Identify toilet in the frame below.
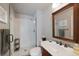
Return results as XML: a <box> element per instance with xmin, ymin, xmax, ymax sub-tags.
<box><xmin>30</xmin><ymin>47</ymin><xmax>42</xmax><ymax>56</ymax></box>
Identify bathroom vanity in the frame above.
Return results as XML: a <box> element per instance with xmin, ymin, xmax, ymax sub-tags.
<box><xmin>41</xmin><ymin>47</ymin><xmax>52</xmax><ymax>56</ymax></box>
<box><xmin>41</xmin><ymin>41</ymin><xmax>77</xmax><ymax>56</ymax></box>
<box><xmin>52</xmin><ymin>3</ymin><xmax>79</xmax><ymax>43</ymax></box>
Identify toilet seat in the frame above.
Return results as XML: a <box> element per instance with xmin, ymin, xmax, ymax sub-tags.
<box><xmin>30</xmin><ymin>47</ymin><xmax>42</xmax><ymax>56</ymax></box>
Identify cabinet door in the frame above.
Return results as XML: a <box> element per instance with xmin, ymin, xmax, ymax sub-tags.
<box><xmin>41</xmin><ymin>47</ymin><xmax>52</xmax><ymax>56</ymax></box>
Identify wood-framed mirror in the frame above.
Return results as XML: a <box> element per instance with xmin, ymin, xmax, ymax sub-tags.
<box><xmin>52</xmin><ymin>3</ymin><xmax>77</xmax><ymax>42</ymax></box>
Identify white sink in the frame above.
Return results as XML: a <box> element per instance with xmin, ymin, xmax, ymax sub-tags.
<box><xmin>41</xmin><ymin>41</ymin><xmax>76</xmax><ymax>56</ymax></box>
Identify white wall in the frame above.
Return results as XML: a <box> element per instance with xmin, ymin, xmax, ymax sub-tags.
<box><xmin>36</xmin><ymin>4</ymin><xmax>52</xmax><ymax>46</ymax></box>
<box><xmin>42</xmin><ymin>5</ymin><xmax>52</xmax><ymax>39</ymax></box>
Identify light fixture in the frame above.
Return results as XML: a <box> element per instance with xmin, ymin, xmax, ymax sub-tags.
<box><xmin>52</xmin><ymin>3</ymin><xmax>62</xmax><ymax>8</ymax></box>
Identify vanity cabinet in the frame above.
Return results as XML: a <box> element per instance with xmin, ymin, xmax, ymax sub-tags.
<box><xmin>41</xmin><ymin>47</ymin><xmax>52</xmax><ymax>56</ymax></box>
<box><xmin>52</xmin><ymin>3</ymin><xmax>79</xmax><ymax>43</ymax></box>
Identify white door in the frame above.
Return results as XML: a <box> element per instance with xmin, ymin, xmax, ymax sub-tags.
<box><xmin>20</xmin><ymin>18</ymin><xmax>36</xmax><ymax>50</ymax></box>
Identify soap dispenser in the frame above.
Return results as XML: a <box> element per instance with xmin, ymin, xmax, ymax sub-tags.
<box><xmin>42</xmin><ymin>36</ymin><xmax>46</xmax><ymax>41</ymax></box>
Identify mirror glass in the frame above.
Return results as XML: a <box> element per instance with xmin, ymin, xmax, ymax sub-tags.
<box><xmin>54</xmin><ymin>6</ymin><xmax>73</xmax><ymax>40</ymax></box>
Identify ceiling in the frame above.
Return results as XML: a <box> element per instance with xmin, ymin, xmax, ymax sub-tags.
<box><xmin>11</xmin><ymin>3</ymin><xmax>52</xmax><ymax>16</ymax></box>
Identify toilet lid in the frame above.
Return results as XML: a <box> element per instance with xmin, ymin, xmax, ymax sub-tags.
<box><xmin>30</xmin><ymin>47</ymin><xmax>42</xmax><ymax>56</ymax></box>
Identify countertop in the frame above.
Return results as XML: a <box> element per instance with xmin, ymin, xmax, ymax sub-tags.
<box><xmin>41</xmin><ymin>41</ymin><xmax>78</xmax><ymax>56</ymax></box>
